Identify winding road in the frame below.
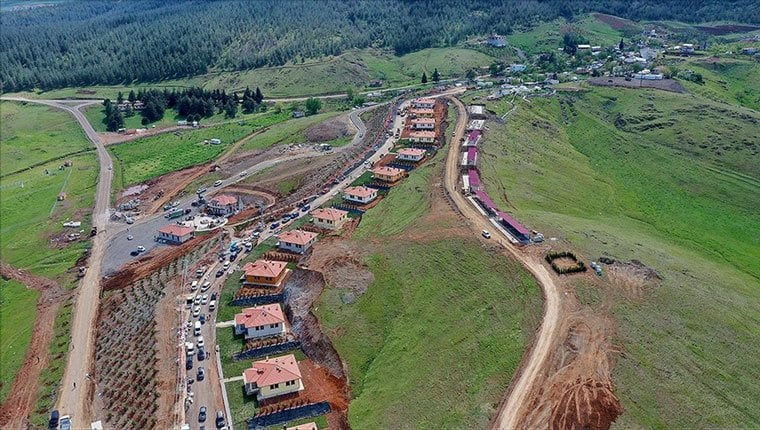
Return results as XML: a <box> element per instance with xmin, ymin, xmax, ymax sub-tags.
<box><xmin>1</xmin><ymin>96</ymin><xmax>115</xmax><ymax>424</ymax></box>
<box><xmin>443</xmin><ymin>96</ymin><xmax>563</xmax><ymax>429</ymax></box>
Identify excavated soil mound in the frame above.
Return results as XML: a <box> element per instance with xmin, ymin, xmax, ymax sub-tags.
<box><xmin>606</xmin><ymin>259</ymin><xmax>662</xmax><ymax>301</ymax></box>
<box><xmin>306</xmin><ymin>116</ymin><xmax>355</xmax><ymax>142</ymax></box>
<box><xmin>305</xmin><ymin>239</ymin><xmax>373</xmax><ymax>302</ymax></box>
<box><xmin>551</xmin><ymin>377</ymin><xmax>623</xmax><ymax>430</ymax></box>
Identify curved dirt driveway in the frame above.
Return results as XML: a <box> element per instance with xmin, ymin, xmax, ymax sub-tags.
<box><xmin>443</xmin><ymin>96</ymin><xmax>563</xmax><ymax>429</ymax></box>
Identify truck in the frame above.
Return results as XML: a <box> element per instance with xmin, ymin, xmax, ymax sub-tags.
<box><xmin>229</xmin><ymin>241</ymin><xmax>239</xmax><ymax>252</ymax></box>
<box><xmin>165</xmin><ymin>210</ymin><xmax>184</xmax><ymax>219</ymax></box>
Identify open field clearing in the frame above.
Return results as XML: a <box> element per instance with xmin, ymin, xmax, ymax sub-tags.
<box><xmin>1</xmin><ymin>101</ymin><xmax>93</xmax><ymax>175</ymax></box>
<box><xmin>475</xmin><ymin>86</ymin><xmax>760</xmax><ymax>427</ymax></box>
<box><xmin>507</xmin><ymin>14</ymin><xmax>632</xmax><ymax>54</ymax></box>
<box><xmin>680</xmin><ymin>59</ymin><xmax>760</xmax><ymax>111</ymax></box>
<box><xmin>109</xmin><ymin>110</ymin><xmax>290</xmax><ymax>187</ymax></box>
<box><xmin>315</xmin><ymin>153</ymin><xmax>542</xmax><ymax>428</ymax></box>
<box><xmin>6</xmin><ymin>47</ymin><xmax>494</xmax><ymax>101</ymax></box>
<box><xmin>237</xmin><ymin>111</ymin><xmax>346</xmax><ymax>152</ymax></box>
<box><xmin>0</xmin><ymin>279</ymin><xmax>39</xmax><ymax>404</ymax></box>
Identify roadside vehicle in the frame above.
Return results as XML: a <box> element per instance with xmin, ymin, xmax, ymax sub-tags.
<box><xmin>197</xmin><ymin>336</ymin><xmax>205</xmax><ymax>348</ymax></box>
<box><xmin>136</xmin><ymin>245</ymin><xmax>146</xmax><ymax>252</ymax></box>
<box><xmin>48</xmin><ymin>410</ymin><xmax>59</xmax><ymax>429</ymax></box>
<box><xmin>127</xmin><ymin>235</ymin><xmax>133</xmax><ymax>240</ymax></box>
<box><xmin>130</xmin><ymin>250</ymin><xmax>139</xmax><ymax>257</ymax></box>
<box><xmin>186</xmin><ymin>355</ymin><xmax>193</xmax><ymax>370</ymax></box>
<box><xmin>186</xmin><ymin>342</ymin><xmax>195</xmax><ymax>356</ymax></box>
<box><xmin>229</xmin><ymin>253</ymin><xmax>237</xmax><ymax>262</ymax></box>
<box><xmin>201</xmin><ymin>294</ymin><xmax>209</xmax><ymax>305</ymax></box>
<box><xmin>270</xmin><ymin>222</ymin><xmax>280</xmax><ymax>230</ymax></box>
<box><xmin>223</xmin><ymin>261</ymin><xmax>230</xmax><ymax>270</ymax></box>
<box><xmin>481</xmin><ymin>230</ymin><xmax>491</xmax><ymax>239</ymax></box>
<box><xmin>194</xmin><ymin>321</ymin><xmax>202</xmax><ymax>336</ymax></box>
<box><xmin>211</xmin><ymin>292</ymin><xmax>218</xmax><ymax>300</ymax></box>
<box><xmin>191</xmin><ymin>280</ymin><xmax>198</xmax><ymax>291</ymax></box>
<box><xmin>199</xmin><ymin>406</ymin><xmax>207</xmax><ymax>422</ymax></box>
<box><xmin>301</xmin><ymin>205</ymin><xmax>310</xmax><ymax>212</ymax></box>
<box><xmin>239</xmin><ymin>171</ymin><xmax>247</xmax><ymax>177</ymax></box>
<box><xmin>193</xmin><ymin>306</ymin><xmax>201</xmax><ymax>317</ymax></box>
<box><xmin>215</xmin><ymin>411</ymin><xmax>226</xmax><ymax>428</ymax></box>
<box><xmin>200</xmin><ymin>313</ymin><xmax>206</xmax><ymax>324</ymax></box>
<box><xmin>194</xmin><ymin>295</ymin><xmax>201</xmax><ymax>305</ymax></box>
<box><xmin>197</xmin><ymin>346</ymin><xmax>205</xmax><ymax>361</ymax></box>
<box><xmin>197</xmin><ymin>367</ymin><xmax>205</xmax><ymax>381</ymax></box>
<box><xmin>215</xmin><ymin>269</ymin><xmax>225</xmax><ymax>278</ymax></box>
<box><xmin>214</xmin><ymin>180</ymin><xmax>223</xmax><ymax>187</ymax></box>
<box><xmin>60</xmin><ymin>415</ymin><xmax>72</xmax><ymax>430</ymax></box>
<box><xmin>209</xmin><ymin>300</ymin><xmax>216</xmax><ymax>311</ymax></box>
<box><xmin>201</xmin><ymin>281</ymin><xmax>211</xmax><ymax>291</ymax></box>
<box><xmin>197</xmin><ymin>187</ymin><xmax>207</xmax><ymax>194</ymax></box>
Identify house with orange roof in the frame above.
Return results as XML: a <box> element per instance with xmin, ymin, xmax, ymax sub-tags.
<box><xmin>240</xmin><ymin>259</ymin><xmax>289</xmax><ymax>287</ymax></box>
<box><xmin>412</xmin><ymin>98</ymin><xmax>436</xmax><ymax>109</ymax></box>
<box><xmin>157</xmin><ymin>224</ymin><xmax>195</xmax><ymax>244</ymax></box>
<box><xmin>277</xmin><ymin>229</ymin><xmax>318</xmax><ymax>254</ymax></box>
<box><xmin>243</xmin><ymin>354</ymin><xmax>304</xmax><ymax>400</ymax></box>
<box><xmin>409</xmin><ymin>130</ymin><xmax>436</xmax><ymax>144</ymax></box>
<box><xmin>410</xmin><ymin>118</ymin><xmax>435</xmax><ymax>130</ymax></box>
<box><xmin>311</xmin><ymin>208</ymin><xmax>349</xmax><ymax>230</ymax></box>
<box><xmin>343</xmin><ymin>186</ymin><xmax>378</xmax><ymax>204</ymax></box>
<box><xmin>234</xmin><ymin>303</ymin><xmax>287</xmax><ymax>339</ymax></box>
<box><xmin>207</xmin><ymin>194</ymin><xmax>239</xmax><ymax>216</ymax></box>
<box><xmin>409</xmin><ymin>108</ymin><xmax>434</xmax><ymax>118</ymax></box>
<box><xmin>396</xmin><ymin>148</ymin><xmax>426</xmax><ymax>162</ymax></box>
<box><xmin>371</xmin><ymin>166</ymin><xmax>406</xmax><ymax>183</ymax></box>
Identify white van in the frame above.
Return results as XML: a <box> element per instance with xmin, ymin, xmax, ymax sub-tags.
<box><xmin>223</xmin><ymin>261</ymin><xmax>230</xmax><ymax>270</ymax></box>
<box><xmin>209</xmin><ymin>300</ymin><xmax>216</xmax><ymax>311</ymax></box>
<box><xmin>191</xmin><ymin>280</ymin><xmax>198</xmax><ymax>291</ymax></box>
<box><xmin>186</xmin><ymin>342</ymin><xmax>195</xmax><ymax>356</ymax></box>
<box><xmin>194</xmin><ymin>321</ymin><xmax>202</xmax><ymax>336</ymax></box>
<box><xmin>201</xmin><ymin>281</ymin><xmax>211</xmax><ymax>292</ymax></box>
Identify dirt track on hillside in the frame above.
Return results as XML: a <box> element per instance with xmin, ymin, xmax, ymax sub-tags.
<box><xmin>0</xmin><ymin>263</ymin><xmax>72</xmax><ymax>428</ymax></box>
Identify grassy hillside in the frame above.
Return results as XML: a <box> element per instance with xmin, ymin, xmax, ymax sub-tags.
<box><xmin>8</xmin><ymin>48</ymin><xmax>494</xmax><ymax>101</ymax></box>
<box><xmin>680</xmin><ymin>59</ymin><xmax>760</xmax><ymax>111</ymax></box>
<box><xmin>109</xmin><ymin>110</ymin><xmax>290</xmax><ymax>187</ymax></box>
<box><xmin>1</xmin><ymin>101</ymin><xmax>92</xmax><ymax>174</ymax></box>
<box><xmin>507</xmin><ymin>14</ymin><xmax>632</xmax><ymax>54</ymax></box>
<box><xmin>0</xmin><ymin>279</ymin><xmax>39</xmax><ymax>404</ymax></box>
<box><xmin>317</xmin><ymin>155</ymin><xmax>542</xmax><ymax>428</ymax></box>
<box><xmin>473</xmin><ymin>86</ymin><xmax>759</xmax><ymax>427</ymax></box>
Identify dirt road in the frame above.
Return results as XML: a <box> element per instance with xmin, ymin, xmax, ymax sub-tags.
<box><xmin>443</xmin><ymin>96</ymin><xmax>563</xmax><ymax>429</ymax></box>
<box><xmin>1</xmin><ymin>96</ymin><xmax>114</xmax><ymax>425</ymax></box>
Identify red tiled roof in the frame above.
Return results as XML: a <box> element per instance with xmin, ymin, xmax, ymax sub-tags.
<box><xmin>397</xmin><ymin>148</ymin><xmax>426</xmax><ymax>157</ymax></box>
<box><xmin>278</xmin><ymin>230</ymin><xmax>318</xmax><ymax>246</ymax></box>
<box><xmin>498</xmin><ymin>211</ymin><xmax>530</xmax><ymax>235</ymax></box>
<box><xmin>158</xmin><ymin>224</ymin><xmax>194</xmax><ymax>236</ymax></box>
<box><xmin>410</xmin><ymin>108</ymin><xmax>434</xmax><ymax>115</ymax></box>
<box><xmin>311</xmin><ymin>208</ymin><xmax>348</xmax><ymax>221</ymax></box>
<box><xmin>243</xmin><ymin>354</ymin><xmax>302</xmax><ymax>386</ymax></box>
<box><xmin>242</xmin><ymin>260</ymin><xmax>287</xmax><ymax>278</ymax></box>
<box><xmin>235</xmin><ymin>304</ymin><xmax>285</xmax><ymax>328</ymax></box>
<box><xmin>344</xmin><ymin>186</ymin><xmax>376</xmax><ymax>198</ymax></box>
<box><xmin>371</xmin><ymin>166</ymin><xmax>405</xmax><ymax>177</ymax></box>
<box><xmin>411</xmin><ymin>118</ymin><xmax>435</xmax><ymax>124</ymax></box>
<box><xmin>286</xmin><ymin>423</ymin><xmax>318</xmax><ymax>430</ymax></box>
<box><xmin>415</xmin><ymin>97</ymin><xmax>436</xmax><ymax>104</ymax></box>
<box><xmin>210</xmin><ymin>194</ymin><xmax>237</xmax><ymax>206</ymax></box>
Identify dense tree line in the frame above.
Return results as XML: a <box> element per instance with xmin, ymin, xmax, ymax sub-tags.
<box><xmin>1</xmin><ymin>0</ymin><xmax>757</xmax><ymax>92</ymax></box>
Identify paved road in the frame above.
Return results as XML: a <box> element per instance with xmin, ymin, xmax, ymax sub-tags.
<box><xmin>442</xmin><ymin>96</ymin><xmax>563</xmax><ymax>430</ymax></box>
<box><xmin>1</xmin><ymin>96</ymin><xmax>114</xmax><ymax>426</ymax></box>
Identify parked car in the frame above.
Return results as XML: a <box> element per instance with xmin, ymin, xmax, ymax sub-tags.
<box><xmin>197</xmin><ymin>336</ymin><xmax>205</xmax><ymax>348</ymax></box>
<box><xmin>59</xmin><ymin>415</ymin><xmax>72</xmax><ymax>430</ymax></box>
<box><xmin>127</xmin><ymin>235</ymin><xmax>134</xmax><ymax>241</ymax></box>
<box><xmin>481</xmin><ymin>230</ymin><xmax>491</xmax><ymax>239</ymax></box>
<box><xmin>136</xmin><ymin>245</ymin><xmax>146</xmax><ymax>252</ymax></box>
<box><xmin>239</xmin><ymin>171</ymin><xmax>247</xmax><ymax>177</ymax></box>
<box><xmin>270</xmin><ymin>222</ymin><xmax>280</xmax><ymax>230</ymax></box>
<box><xmin>199</xmin><ymin>406</ymin><xmax>207</xmax><ymax>422</ymax></box>
<box><xmin>201</xmin><ymin>281</ymin><xmax>211</xmax><ymax>291</ymax></box>
<box><xmin>197</xmin><ymin>367</ymin><xmax>205</xmax><ymax>381</ymax></box>
<box><xmin>215</xmin><ymin>269</ymin><xmax>224</xmax><ymax>278</ymax></box>
<box><xmin>213</xmin><ymin>180</ymin><xmax>223</xmax><ymax>187</ymax></box>
<box><xmin>191</xmin><ymin>281</ymin><xmax>198</xmax><ymax>291</ymax></box>
<box><xmin>193</xmin><ymin>306</ymin><xmax>201</xmax><ymax>318</ymax></box>
<box><xmin>210</xmin><ymin>292</ymin><xmax>218</xmax><ymax>301</ymax></box>
<box><xmin>186</xmin><ymin>355</ymin><xmax>193</xmax><ymax>370</ymax></box>
<box><xmin>201</xmin><ymin>294</ymin><xmax>209</xmax><ymax>305</ymax></box>
<box><xmin>209</xmin><ymin>300</ymin><xmax>216</xmax><ymax>311</ymax></box>
<box><xmin>48</xmin><ymin>410</ymin><xmax>59</xmax><ymax>429</ymax></box>
<box><xmin>197</xmin><ymin>346</ymin><xmax>205</xmax><ymax>361</ymax></box>
<box><xmin>130</xmin><ymin>250</ymin><xmax>139</xmax><ymax>257</ymax></box>
<box><xmin>199</xmin><ymin>313</ymin><xmax>206</xmax><ymax>324</ymax></box>
<box><xmin>301</xmin><ymin>205</ymin><xmax>310</xmax><ymax>212</ymax></box>
<box><xmin>194</xmin><ymin>295</ymin><xmax>201</xmax><ymax>305</ymax></box>
<box><xmin>215</xmin><ymin>411</ymin><xmax>226</xmax><ymax>428</ymax></box>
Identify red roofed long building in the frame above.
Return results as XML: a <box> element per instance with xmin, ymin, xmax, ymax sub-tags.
<box><xmin>241</xmin><ymin>259</ymin><xmax>288</xmax><ymax>286</ymax></box>
<box><xmin>277</xmin><ymin>229</ymin><xmax>318</xmax><ymax>254</ymax></box>
<box><xmin>157</xmin><ymin>224</ymin><xmax>195</xmax><ymax>244</ymax></box>
<box><xmin>234</xmin><ymin>304</ymin><xmax>287</xmax><ymax>339</ymax></box>
<box><xmin>243</xmin><ymin>354</ymin><xmax>304</xmax><ymax>400</ymax></box>
<box><xmin>311</xmin><ymin>208</ymin><xmax>349</xmax><ymax>230</ymax></box>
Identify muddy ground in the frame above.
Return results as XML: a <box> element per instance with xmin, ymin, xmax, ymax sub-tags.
<box><xmin>0</xmin><ymin>263</ymin><xmax>73</xmax><ymax>428</ymax></box>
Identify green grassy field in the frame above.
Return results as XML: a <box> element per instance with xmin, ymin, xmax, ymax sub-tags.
<box><xmin>82</xmin><ymin>104</ymin><xmax>177</xmax><ymax>132</ymax></box>
<box><xmin>679</xmin><ymin>59</ymin><xmax>760</xmax><ymax>111</ymax></box>
<box><xmin>507</xmin><ymin>14</ymin><xmax>630</xmax><ymax>54</ymax></box>
<box><xmin>1</xmin><ymin>101</ymin><xmax>93</xmax><ymax>175</ymax></box>
<box><xmin>237</xmin><ymin>111</ymin><xmax>344</xmax><ymax>152</ymax></box>
<box><xmin>0</xmin><ymin>279</ymin><xmax>40</xmax><ymax>404</ymax></box>
<box><xmin>109</xmin><ymin>111</ymin><xmax>290</xmax><ymax>186</ymax></box>
<box><xmin>316</xmin><ymin>150</ymin><xmax>542</xmax><ymax>428</ymax></box>
<box><xmin>7</xmin><ymin>47</ymin><xmax>494</xmax><ymax>101</ymax></box>
<box><xmin>475</xmin><ymin>85</ymin><xmax>760</xmax><ymax>427</ymax></box>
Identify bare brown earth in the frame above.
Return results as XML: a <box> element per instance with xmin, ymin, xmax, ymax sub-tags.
<box><xmin>0</xmin><ymin>262</ymin><xmax>72</xmax><ymax>428</ymax></box>
<box><xmin>694</xmin><ymin>24</ymin><xmax>760</xmax><ymax>35</ymax></box>
<box><xmin>305</xmin><ymin>115</ymin><xmax>355</xmax><ymax>142</ymax></box>
<box><xmin>588</xmin><ymin>77</ymin><xmax>686</xmax><ymax>93</ymax></box>
<box><xmin>592</xmin><ymin>13</ymin><xmax>639</xmax><ymax>32</ymax></box>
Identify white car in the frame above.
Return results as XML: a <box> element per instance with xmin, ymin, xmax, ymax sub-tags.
<box><xmin>136</xmin><ymin>245</ymin><xmax>146</xmax><ymax>252</ymax></box>
<box><xmin>481</xmin><ymin>230</ymin><xmax>492</xmax><ymax>239</ymax></box>
<box><xmin>197</xmin><ymin>336</ymin><xmax>205</xmax><ymax>348</ymax></box>
<box><xmin>193</xmin><ymin>306</ymin><xmax>201</xmax><ymax>318</ymax></box>
<box><xmin>194</xmin><ymin>296</ymin><xmax>201</xmax><ymax>305</ymax></box>
<box><xmin>239</xmin><ymin>171</ymin><xmax>247</xmax><ymax>177</ymax></box>
<box><xmin>201</xmin><ymin>294</ymin><xmax>209</xmax><ymax>305</ymax></box>
<box><xmin>213</xmin><ymin>180</ymin><xmax>223</xmax><ymax>187</ymax></box>
<box><xmin>201</xmin><ymin>281</ymin><xmax>211</xmax><ymax>292</ymax></box>
<box><xmin>127</xmin><ymin>235</ymin><xmax>134</xmax><ymax>241</ymax></box>
<box><xmin>191</xmin><ymin>281</ymin><xmax>198</xmax><ymax>291</ymax></box>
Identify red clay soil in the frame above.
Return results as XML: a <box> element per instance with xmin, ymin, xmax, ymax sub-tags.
<box><xmin>592</xmin><ymin>13</ymin><xmax>639</xmax><ymax>31</ymax></box>
<box><xmin>694</xmin><ymin>24</ymin><xmax>760</xmax><ymax>35</ymax></box>
<box><xmin>0</xmin><ymin>262</ymin><xmax>72</xmax><ymax>428</ymax></box>
<box><xmin>101</xmin><ymin>230</ymin><xmax>220</xmax><ymax>291</ymax></box>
